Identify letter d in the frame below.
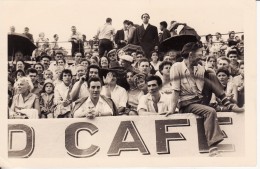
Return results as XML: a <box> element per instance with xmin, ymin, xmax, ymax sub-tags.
<box><xmin>8</xmin><ymin>124</ymin><xmax>35</xmax><ymax>158</ymax></box>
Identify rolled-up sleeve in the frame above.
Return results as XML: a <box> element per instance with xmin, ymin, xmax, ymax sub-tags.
<box><xmin>137</xmin><ymin>95</ymin><xmax>148</xmax><ymax>112</ymax></box>
<box><xmin>170</xmin><ymin>63</ymin><xmax>181</xmax><ymax>91</ymax></box>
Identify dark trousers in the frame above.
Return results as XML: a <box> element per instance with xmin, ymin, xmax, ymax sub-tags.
<box><xmin>180</xmin><ymin>72</ymin><xmax>225</xmax><ymax>147</ymax></box>
<box><xmin>201</xmin><ymin>72</ymin><xmax>225</xmax><ymax>105</ymax></box>
<box><xmin>181</xmin><ymin>104</ymin><xmax>224</xmax><ymax>147</ymax></box>
<box><xmin>71</xmin><ymin>42</ymin><xmax>84</xmax><ymax>56</ymax></box>
<box><xmin>99</xmin><ymin>39</ymin><xmax>113</xmax><ymax>57</ymax></box>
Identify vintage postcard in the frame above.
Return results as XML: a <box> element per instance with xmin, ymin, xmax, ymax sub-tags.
<box><xmin>0</xmin><ymin>0</ymin><xmax>257</xmax><ymax>167</ymax></box>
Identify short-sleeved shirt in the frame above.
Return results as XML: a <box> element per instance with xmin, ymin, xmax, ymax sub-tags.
<box><xmin>137</xmin><ymin>92</ymin><xmax>172</xmax><ymax>114</ymax></box>
<box><xmin>101</xmin><ymin>85</ymin><xmax>127</xmax><ymax>109</ymax></box>
<box><xmin>170</xmin><ymin>61</ymin><xmax>204</xmax><ymax>104</ymax></box>
<box><xmin>97</xmin><ymin>23</ymin><xmax>115</xmax><ymax>40</ymax></box>
<box><xmin>73</xmin><ymin>96</ymin><xmax>113</xmax><ymax>118</ymax></box>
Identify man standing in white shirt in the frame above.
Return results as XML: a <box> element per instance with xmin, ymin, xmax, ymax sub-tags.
<box><xmin>96</xmin><ymin>18</ymin><xmax>116</xmax><ymax>57</ymax></box>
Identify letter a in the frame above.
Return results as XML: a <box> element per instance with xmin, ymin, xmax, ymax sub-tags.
<box><xmin>107</xmin><ymin>121</ymin><xmax>149</xmax><ymax>156</ymax></box>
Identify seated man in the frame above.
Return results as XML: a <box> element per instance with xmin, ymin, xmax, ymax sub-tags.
<box><xmin>137</xmin><ymin>75</ymin><xmax>171</xmax><ymax>115</ymax></box>
<box><xmin>72</xmin><ymin>77</ymin><xmax>117</xmax><ymax>118</ymax></box>
<box><xmin>170</xmin><ymin>42</ymin><xmax>243</xmax><ymax>157</ymax></box>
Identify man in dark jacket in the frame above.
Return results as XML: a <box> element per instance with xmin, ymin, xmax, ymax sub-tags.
<box><xmin>115</xmin><ymin>20</ymin><xmax>129</xmax><ymax>49</ymax></box>
<box><xmin>133</xmin><ymin>13</ymin><xmax>159</xmax><ymax>59</ymax></box>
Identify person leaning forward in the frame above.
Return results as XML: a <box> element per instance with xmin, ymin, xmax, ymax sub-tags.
<box><xmin>169</xmin><ymin>42</ymin><xmax>244</xmax><ymax>157</ymax></box>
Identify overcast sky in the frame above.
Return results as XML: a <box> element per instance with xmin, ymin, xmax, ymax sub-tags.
<box><xmin>1</xmin><ymin>0</ymin><xmax>244</xmax><ymax>50</ymax></box>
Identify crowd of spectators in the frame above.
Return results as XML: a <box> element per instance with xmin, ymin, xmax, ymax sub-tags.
<box><xmin>8</xmin><ymin>13</ymin><xmax>244</xmax><ymax>120</ymax></box>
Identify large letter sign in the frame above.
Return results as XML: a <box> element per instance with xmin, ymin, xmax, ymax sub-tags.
<box><xmin>8</xmin><ymin>124</ymin><xmax>35</xmax><ymax>158</ymax></box>
<box><xmin>65</xmin><ymin>122</ymin><xmax>100</xmax><ymax>158</ymax></box>
<box><xmin>107</xmin><ymin>121</ymin><xmax>150</xmax><ymax>156</ymax></box>
<box><xmin>155</xmin><ymin>119</ymin><xmax>190</xmax><ymax>154</ymax></box>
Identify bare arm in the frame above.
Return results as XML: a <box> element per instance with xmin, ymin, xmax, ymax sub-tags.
<box><xmin>34</xmin><ymin>97</ymin><xmax>40</xmax><ymax>117</ymax></box>
<box><xmin>171</xmin><ymin>90</ymin><xmax>180</xmax><ymax>113</ymax></box>
<box><xmin>102</xmin><ymin>73</ymin><xmax>113</xmax><ymax>98</ymax></box>
<box><xmin>70</xmin><ymin>78</ymin><xmax>84</xmax><ymax>102</ymax></box>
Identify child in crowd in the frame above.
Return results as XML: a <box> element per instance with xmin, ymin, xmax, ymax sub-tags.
<box><xmin>43</xmin><ymin>69</ymin><xmax>53</xmax><ymax>80</ymax></box>
<box><xmin>40</xmin><ymin>79</ymin><xmax>55</xmax><ymax>118</ymax></box>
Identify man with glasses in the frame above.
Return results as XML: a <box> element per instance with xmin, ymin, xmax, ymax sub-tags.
<box><xmin>133</xmin><ymin>13</ymin><xmax>159</xmax><ymax>59</ymax></box>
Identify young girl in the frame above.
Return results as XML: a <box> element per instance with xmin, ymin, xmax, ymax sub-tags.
<box><xmin>40</xmin><ymin>79</ymin><xmax>55</xmax><ymax>118</ymax></box>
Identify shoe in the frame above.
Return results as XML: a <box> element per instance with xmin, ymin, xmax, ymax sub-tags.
<box><xmin>231</xmin><ymin>104</ymin><xmax>244</xmax><ymax>113</ymax></box>
<box><xmin>209</xmin><ymin>147</ymin><xmax>222</xmax><ymax>157</ymax></box>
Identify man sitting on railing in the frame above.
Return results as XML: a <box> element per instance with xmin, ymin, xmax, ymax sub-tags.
<box><xmin>169</xmin><ymin>42</ymin><xmax>243</xmax><ymax>157</ymax></box>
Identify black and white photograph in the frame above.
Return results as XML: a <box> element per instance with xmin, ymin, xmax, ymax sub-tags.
<box><xmin>0</xmin><ymin>0</ymin><xmax>257</xmax><ymax>167</ymax></box>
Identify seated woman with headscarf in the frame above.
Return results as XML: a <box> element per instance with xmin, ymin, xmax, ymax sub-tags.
<box><xmin>9</xmin><ymin>77</ymin><xmax>40</xmax><ymax>119</ymax></box>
